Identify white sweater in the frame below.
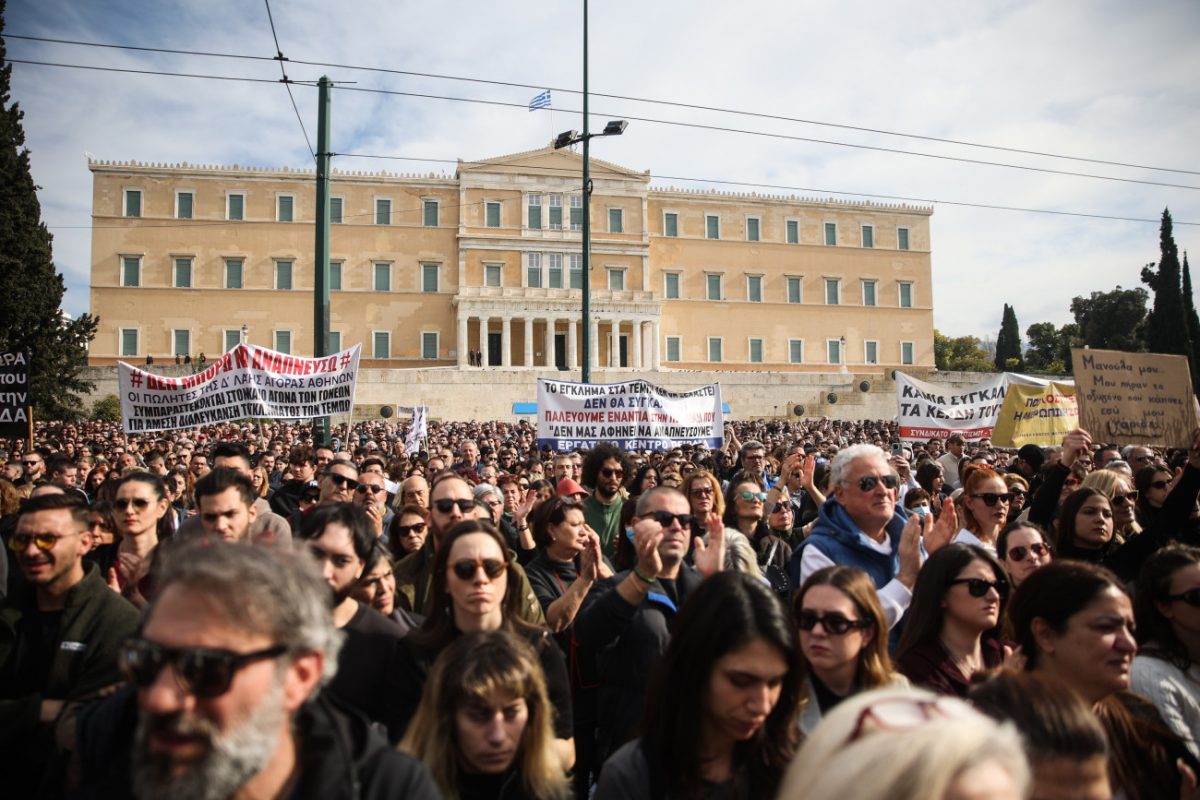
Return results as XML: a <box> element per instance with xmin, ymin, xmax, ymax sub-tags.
<box><xmin>1130</xmin><ymin>651</ymin><xmax>1200</xmax><ymax>761</ymax></box>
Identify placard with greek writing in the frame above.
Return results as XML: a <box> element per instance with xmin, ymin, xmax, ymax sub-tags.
<box><xmin>1071</xmin><ymin>348</ymin><xmax>1197</xmax><ymax>447</ymax></box>
<box><xmin>0</xmin><ymin>352</ymin><xmax>30</xmax><ymax>438</ymax></box>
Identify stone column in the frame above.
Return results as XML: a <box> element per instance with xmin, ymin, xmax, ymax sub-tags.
<box><xmin>479</xmin><ymin>317</ymin><xmax>489</xmax><ymax>367</ymax></box>
<box><xmin>501</xmin><ymin>315</ymin><xmax>512</xmax><ymax>368</ymax></box>
<box><xmin>545</xmin><ymin>319</ymin><xmax>556</xmax><ymax>368</ymax></box>
<box><xmin>457</xmin><ymin>313</ymin><xmax>468</xmax><ymax>368</ymax></box>
<box><xmin>567</xmin><ymin>319</ymin><xmax>578</xmax><ymax>370</ymax></box>
<box><xmin>632</xmin><ymin>318</ymin><xmax>643</xmax><ymax>370</ymax></box>
<box><xmin>651</xmin><ymin>320</ymin><xmax>661</xmax><ymax>369</ymax></box>
<box><xmin>608</xmin><ymin>320</ymin><xmax>618</xmax><ymax>368</ymax></box>
<box><xmin>589</xmin><ymin>318</ymin><xmax>599</xmax><ymax>371</ymax></box>
<box><xmin>524</xmin><ymin>317</ymin><xmax>534</xmax><ymax>367</ymax></box>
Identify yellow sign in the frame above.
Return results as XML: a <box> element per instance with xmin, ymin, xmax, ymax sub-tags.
<box><xmin>992</xmin><ymin>382</ymin><xmax>1078</xmax><ymax>447</ymax></box>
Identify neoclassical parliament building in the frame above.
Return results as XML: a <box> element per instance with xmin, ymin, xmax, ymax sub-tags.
<box><xmin>87</xmin><ymin>146</ymin><xmax>935</xmax><ymax>374</ymax></box>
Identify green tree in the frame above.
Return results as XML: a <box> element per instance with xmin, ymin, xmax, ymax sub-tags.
<box><xmin>0</xmin><ymin>6</ymin><xmax>99</xmax><ymax>419</ymax></box>
<box><xmin>1182</xmin><ymin>252</ymin><xmax>1200</xmax><ymax>392</ymax></box>
<box><xmin>1070</xmin><ymin>286</ymin><xmax>1148</xmax><ymax>352</ymax></box>
<box><xmin>90</xmin><ymin>394</ymin><xmax>121</xmax><ymax>422</ymax></box>
<box><xmin>1140</xmin><ymin>208</ymin><xmax>1190</xmax><ymax>356</ymax></box>
<box><xmin>1024</xmin><ymin>322</ymin><xmax>1078</xmax><ymax>374</ymax></box>
<box><xmin>934</xmin><ymin>330</ymin><xmax>994</xmax><ymax>372</ymax></box>
<box><xmin>994</xmin><ymin>303</ymin><xmax>1023</xmax><ymax>371</ymax></box>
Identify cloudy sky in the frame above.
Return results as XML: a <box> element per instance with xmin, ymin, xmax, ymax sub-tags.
<box><xmin>6</xmin><ymin>0</ymin><xmax>1199</xmax><ymax>343</ymax></box>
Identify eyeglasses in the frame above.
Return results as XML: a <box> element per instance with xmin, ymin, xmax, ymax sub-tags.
<box><xmin>1007</xmin><ymin>542</ymin><xmax>1050</xmax><ymax>562</ymax></box>
<box><xmin>797</xmin><ymin>610</ymin><xmax>871</xmax><ymax>635</ymax></box>
<box><xmin>1148</xmin><ymin>480</ymin><xmax>1170</xmax><ymax>490</ymax></box>
<box><xmin>737</xmin><ymin>491</ymin><xmax>768</xmax><ymax>503</ymax></box>
<box><xmin>119</xmin><ymin>638</ymin><xmax>286</xmax><ymax>698</ymax></box>
<box><xmin>1008</xmin><ymin>488</ymin><xmax>1027</xmax><ymax>497</ymax></box>
<box><xmin>326</xmin><ymin>473</ymin><xmax>359</xmax><ymax>490</ymax></box>
<box><xmin>948</xmin><ymin>577</ymin><xmax>1008</xmax><ymax>597</ymax></box>
<box><xmin>770</xmin><ymin>503</ymin><xmax>794</xmax><ymax>514</ymax></box>
<box><xmin>970</xmin><ymin>492</ymin><xmax>1014</xmax><ymax>507</ymax></box>
<box><xmin>1164</xmin><ymin>588</ymin><xmax>1200</xmax><ymax>607</ymax></box>
<box><xmin>21</xmin><ymin>460</ymin><xmax>40</xmax><ymax>467</ymax></box>
<box><xmin>8</xmin><ymin>531</ymin><xmax>84</xmax><ymax>552</ymax></box>
<box><xmin>301</xmin><ymin>492</ymin><xmax>321</xmax><ymax>503</ymax></box>
<box><xmin>1064</xmin><ymin>478</ymin><xmax>1081</xmax><ymax>489</ymax></box>
<box><xmin>848</xmin><ymin>697</ymin><xmax>968</xmax><ymax>743</ymax></box>
<box><xmin>647</xmin><ymin>510</ymin><xmax>694</xmax><ymax>529</ymax></box>
<box><xmin>689</xmin><ymin>486</ymin><xmax>714</xmax><ymax>497</ymax></box>
<box><xmin>1133</xmin><ymin>454</ymin><xmax>1155</xmax><ymax>463</ymax></box>
<box><xmin>395</xmin><ymin>522</ymin><xmax>427</xmax><ymax>537</ymax></box>
<box><xmin>601</xmin><ymin>467</ymin><xmax>625</xmax><ymax>479</ymax></box>
<box><xmin>451</xmin><ymin>558</ymin><xmax>506</xmax><ymax>581</ymax></box>
<box><xmin>355</xmin><ymin>483</ymin><xmax>386</xmax><ymax>495</ymax></box>
<box><xmin>1111</xmin><ymin>491</ymin><xmax>1139</xmax><ymax>506</ymax></box>
<box><xmin>114</xmin><ymin>497</ymin><xmax>153</xmax><ymax>511</ymax></box>
<box><xmin>433</xmin><ymin>498</ymin><xmax>476</xmax><ymax>514</ymax></box>
<box><xmin>849</xmin><ymin>474</ymin><xmax>900</xmax><ymax>492</ymax></box>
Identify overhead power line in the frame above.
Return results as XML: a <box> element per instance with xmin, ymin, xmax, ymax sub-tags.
<box><xmin>262</xmin><ymin>0</ymin><xmax>314</xmax><ymax>159</ymax></box>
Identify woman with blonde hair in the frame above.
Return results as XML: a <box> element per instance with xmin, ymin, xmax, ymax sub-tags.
<box><xmin>402</xmin><ymin>629</ymin><xmax>570</xmax><ymax>800</ymax></box>
<box><xmin>1082</xmin><ymin>467</ymin><xmax>1141</xmax><ymax>539</ymax></box>
<box><xmin>680</xmin><ymin>469</ymin><xmax>724</xmax><ymax>540</ymax></box>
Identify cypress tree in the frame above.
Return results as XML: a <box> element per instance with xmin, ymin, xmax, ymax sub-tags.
<box><xmin>0</xmin><ymin>4</ymin><xmax>99</xmax><ymax>419</ymax></box>
<box><xmin>994</xmin><ymin>303</ymin><xmax>1023</xmax><ymax>371</ymax></box>
<box><xmin>1140</xmin><ymin>208</ymin><xmax>1189</xmax><ymax>356</ymax></box>
<box><xmin>1182</xmin><ymin>252</ymin><xmax>1200</xmax><ymax>393</ymax></box>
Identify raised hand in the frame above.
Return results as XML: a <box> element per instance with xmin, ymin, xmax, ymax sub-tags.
<box><xmin>800</xmin><ymin>454</ymin><xmax>817</xmax><ymax>489</ymax></box>
<box><xmin>925</xmin><ymin>495</ymin><xmax>957</xmax><ymax>554</ymax></box>
<box><xmin>1060</xmin><ymin>428</ymin><xmax>1092</xmax><ymax>468</ymax></box>
<box><xmin>692</xmin><ymin>512</ymin><xmax>726</xmax><ymax>578</ymax></box>
<box><xmin>632</xmin><ymin>517</ymin><xmax>665</xmax><ymax>580</ymax></box>
<box><xmin>897</xmin><ymin>513</ymin><xmax>923</xmax><ymax>588</ymax></box>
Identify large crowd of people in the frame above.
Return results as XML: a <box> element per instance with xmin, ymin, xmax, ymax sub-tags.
<box><xmin>1</xmin><ymin>414</ymin><xmax>1199</xmax><ymax>798</ymax></box>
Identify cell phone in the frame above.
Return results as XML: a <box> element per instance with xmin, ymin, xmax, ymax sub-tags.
<box><xmin>891</xmin><ymin>443</ymin><xmax>905</xmax><ymax>456</ymax></box>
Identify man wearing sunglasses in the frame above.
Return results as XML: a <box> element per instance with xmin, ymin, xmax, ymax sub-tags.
<box><xmin>581</xmin><ymin>443</ymin><xmax>631</xmax><ymax>559</ymax></box>
<box><xmin>355</xmin><ymin>470</ymin><xmax>394</xmax><ymax>541</ymax></box>
<box><xmin>0</xmin><ymin>494</ymin><xmax>140</xmax><ymax>796</ymax></box>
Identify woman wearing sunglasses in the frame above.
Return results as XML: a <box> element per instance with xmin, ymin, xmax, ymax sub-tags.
<box><xmin>397</xmin><ymin>519</ymin><xmax>575</xmax><ymax>771</ymax></box>
<box><xmin>1082</xmin><ymin>468</ymin><xmax>1142</xmax><ymax>539</ymax></box>
<box><xmin>387</xmin><ymin>503</ymin><xmax>431</xmax><ymax>559</ymax></box>
<box><xmin>995</xmin><ymin>520</ymin><xmax>1052</xmax><ymax>589</ymax></box>
<box><xmin>1134</xmin><ymin>463</ymin><xmax>1176</xmax><ymax>529</ymax></box>
<box><xmin>793</xmin><ymin>566</ymin><xmax>908</xmax><ymax>735</ymax></box>
<box><xmin>1131</xmin><ymin>545</ymin><xmax>1200</xmax><ymax>761</ymax></box>
<box><xmin>953</xmin><ymin>466</ymin><xmax>1012</xmax><ymax>554</ymax></box>
<box><xmin>108</xmin><ymin>472</ymin><xmax>174</xmax><ymax>609</ymax></box>
<box><xmin>1002</xmin><ymin>474</ymin><xmax>1029</xmax><ymax>524</ymax></box>
<box><xmin>895</xmin><ymin>544</ymin><xmax>1008</xmax><ymax>698</ymax></box>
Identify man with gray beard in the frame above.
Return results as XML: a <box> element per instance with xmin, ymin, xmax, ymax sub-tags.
<box><xmin>71</xmin><ymin>540</ymin><xmax>438</xmax><ymax>798</ymax></box>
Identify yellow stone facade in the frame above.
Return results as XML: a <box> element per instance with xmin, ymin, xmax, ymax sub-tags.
<box><xmin>87</xmin><ymin>146</ymin><xmax>934</xmax><ymax>373</ymax></box>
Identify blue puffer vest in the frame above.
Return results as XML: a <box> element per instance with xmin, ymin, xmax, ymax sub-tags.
<box><xmin>789</xmin><ymin>497</ymin><xmax>909</xmax><ymax>588</ymax></box>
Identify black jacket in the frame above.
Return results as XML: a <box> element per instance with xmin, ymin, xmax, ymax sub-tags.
<box><xmin>269</xmin><ymin>477</ymin><xmax>310</xmax><ymax>522</ymax></box>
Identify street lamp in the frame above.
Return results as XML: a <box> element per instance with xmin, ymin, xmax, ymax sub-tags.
<box><xmin>241</xmin><ymin>324</ymin><xmax>248</xmax><ymax>346</ymax></box>
<box><xmin>554</xmin><ymin>0</ymin><xmax>628</xmax><ymax>384</ymax></box>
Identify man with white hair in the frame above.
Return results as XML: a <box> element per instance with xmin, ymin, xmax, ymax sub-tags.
<box><xmin>789</xmin><ymin>444</ymin><xmax>956</xmax><ymax>627</ymax></box>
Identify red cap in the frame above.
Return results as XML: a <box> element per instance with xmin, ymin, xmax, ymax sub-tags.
<box><xmin>556</xmin><ymin>477</ymin><xmax>589</xmax><ymax>498</ymax></box>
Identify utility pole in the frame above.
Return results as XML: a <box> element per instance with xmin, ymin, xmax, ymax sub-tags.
<box><xmin>581</xmin><ymin>0</ymin><xmax>591</xmax><ymax>383</ymax></box>
<box><xmin>313</xmin><ymin>75</ymin><xmax>332</xmax><ymax>445</ymax></box>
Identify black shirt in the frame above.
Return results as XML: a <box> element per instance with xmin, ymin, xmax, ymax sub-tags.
<box><xmin>327</xmin><ymin>601</ymin><xmax>408</xmax><ymax>743</ymax></box>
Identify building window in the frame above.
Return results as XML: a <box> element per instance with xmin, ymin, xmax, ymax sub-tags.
<box><xmin>330</xmin><ymin>261</ymin><xmax>343</xmax><ymax>291</ymax></box>
<box><xmin>375</xmin><ymin>198</ymin><xmax>391</xmax><ymax>225</ymax></box>
<box><xmin>277</xmin><ymin>195</ymin><xmax>294</xmax><ymax>223</ymax></box>
<box><xmin>608</xmin><ymin>208</ymin><xmax>623</xmax><ymax>234</ymax></box>
<box><xmin>330</xmin><ymin>196</ymin><xmax>343</xmax><ymax>224</ymax></box>
<box><xmin>124</xmin><ymin>188</ymin><xmax>142</xmax><ymax>218</ymax></box>
<box><xmin>423</xmin><ymin>199</ymin><xmax>439</xmax><ymax>227</ymax></box>
<box><xmin>421</xmin><ymin>332</ymin><xmax>439</xmax><ymax>360</ymax></box>
<box><xmin>864</xmin><ymin>340</ymin><xmax>879</xmax><ymax>364</ymax></box>
<box><xmin>422</xmin><ymin>263</ymin><xmax>439</xmax><ymax>293</ymax></box>
<box><xmin>708</xmin><ymin>337</ymin><xmax>723</xmax><ymax>363</ymax></box>
<box><xmin>664</xmin><ymin>212</ymin><xmax>678</xmax><ymax>237</ymax></box>
<box><xmin>608</xmin><ymin>268</ymin><xmax>625</xmax><ymax>291</ymax></box>
<box><xmin>527</xmin><ymin>194</ymin><xmax>542</xmax><ymax>229</ymax></box>
<box><xmin>274</xmin><ymin>330</ymin><xmax>292</xmax><ymax>355</ymax></box>
<box><xmin>787</xmin><ymin>276</ymin><xmax>803</xmax><ymax>304</ymax></box>
<box><xmin>121</xmin><ymin>256</ymin><xmax>141</xmax><ymax>287</ymax></box>
<box><xmin>548</xmin><ymin>253</ymin><xmax>563</xmax><ymax>288</ymax></box>
<box><xmin>706</xmin><ymin>274</ymin><xmax>723</xmax><ymax>301</ymax></box>
<box><xmin>862</xmin><ymin>280</ymin><xmax>877</xmax><ymax>307</ymax></box>
<box><xmin>224</xmin><ymin>329</ymin><xmax>241</xmax><ymax>352</ymax></box>
<box><xmin>705</xmin><ymin>214</ymin><xmax>720</xmax><ymax>240</ymax></box>
<box><xmin>861</xmin><ymin>224</ymin><xmax>874</xmax><ymax>248</ymax></box>
<box><xmin>120</xmin><ymin>328</ymin><xmax>138</xmax><ymax>357</ymax></box>
<box><xmin>824</xmin><ymin>222</ymin><xmax>837</xmax><ymax>246</ymax></box>
<box><xmin>372</xmin><ymin>331</ymin><xmax>389</xmax><ymax>359</ymax></box>
<box><xmin>898</xmin><ymin>227</ymin><xmax>910</xmax><ymax>250</ymax></box>
<box><xmin>373</xmin><ymin>263</ymin><xmax>391</xmax><ymax>292</ymax></box>
<box><xmin>486</xmin><ymin>201</ymin><xmax>501</xmax><ymax>228</ymax></box>
<box><xmin>328</xmin><ymin>331</ymin><xmax>342</xmax><ymax>352</ymax></box>
<box><xmin>227</xmin><ymin>193</ymin><xmax>244</xmax><ymax>221</ymax></box>
<box><xmin>548</xmin><ymin>194</ymin><xmax>563</xmax><ymax>229</ymax></box>
<box><xmin>569</xmin><ymin>255</ymin><xmax>582</xmax><ymax>289</ymax></box>
<box><xmin>789</xmin><ymin>339</ymin><xmax>804</xmax><ymax>364</ymax></box>
<box><xmin>786</xmin><ymin>219</ymin><xmax>799</xmax><ymax>244</ymax></box>
<box><xmin>901</xmin><ymin>341</ymin><xmax>915</xmax><ymax>365</ymax></box>
<box><xmin>569</xmin><ymin>195</ymin><xmax>582</xmax><ymax>230</ymax></box>
<box><xmin>746</xmin><ymin>216</ymin><xmax>761</xmax><ymax>242</ymax></box>
<box><xmin>172</xmin><ymin>330</ymin><xmax>190</xmax><ymax>357</ymax></box>
<box><xmin>176</xmin><ymin>191</ymin><xmax>193</xmax><ymax>220</ymax></box>
<box><xmin>827</xmin><ymin>339</ymin><xmax>842</xmax><ymax>365</ymax></box>
<box><xmin>527</xmin><ymin>253</ymin><xmax>542</xmax><ymax>288</ymax></box>
<box><xmin>899</xmin><ymin>282</ymin><xmax>913</xmax><ymax>308</ymax></box>
<box><xmin>749</xmin><ymin>338</ymin><xmax>764</xmax><ymax>363</ymax></box>
<box><xmin>484</xmin><ymin>264</ymin><xmax>502</xmax><ymax>287</ymax></box>
<box><xmin>225</xmin><ymin>258</ymin><xmax>243</xmax><ymax>289</ymax></box>
<box><xmin>746</xmin><ymin>275</ymin><xmax>763</xmax><ymax>303</ymax></box>
<box><xmin>173</xmin><ymin>257</ymin><xmax>192</xmax><ymax>288</ymax></box>
<box><xmin>275</xmin><ymin>260</ymin><xmax>293</xmax><ymax>291</ymax></box>
<box><xmin>825</xmin><ymin>279</ymin><xmax>840</xmax><ymax>305</ymax></box>
<box><xmin>666</xmin><ymin>336</ymin><xmax>681</xmax><ymax>363</ymax></box>
<box><xmin>664</xmin><ymin>272</ymin><xmax>680</xmax><ymax>299</ymax></box>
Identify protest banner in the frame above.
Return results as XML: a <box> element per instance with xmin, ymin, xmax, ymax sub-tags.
<box><xmin>119</xmin><ymin>343</ymin><xmax>361</xmax><ymax>434</ymax></box>
<box><xmin>1072</xmin><ymin>348</ymin><xmax>1198</xmax><ymax>447</ymax></box>
<box><xmin>537</xmin><ymin>378</ymin><xmax>723</xmax><ymax>452</ymax></box>
<box><xmin>0</xmin><ymin>352</ymin><xmax>30</xmax><ymax>439</ymax></box>
<box><xmin>896</xmin><ymin>372</ymin><xmax>1011</xmax><ymax>442</ymax></box>
<box><xmin>991</xmin><ymin>381</ymin><xmax>1078</xmax><ymax>447</ymax></box>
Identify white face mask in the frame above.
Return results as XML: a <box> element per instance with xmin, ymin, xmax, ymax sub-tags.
<box><xmin>911</xmin><ymin>505</ymin><xmax>929</xmax><ymax>519</ymax></box>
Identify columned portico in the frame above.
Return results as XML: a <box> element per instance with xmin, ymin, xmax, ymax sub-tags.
<box><xmin>524</xmin><ymin>317</ymin><xmax>534</xmax><ymax>367</ymax></box>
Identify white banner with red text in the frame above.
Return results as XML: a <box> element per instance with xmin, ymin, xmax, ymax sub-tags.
<box><xmin>895</xmin><ymin>371</ymin><xmax>1073</xmax><ymax>443</ymax></box>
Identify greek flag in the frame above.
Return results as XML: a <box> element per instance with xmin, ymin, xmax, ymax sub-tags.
<box><xmin>528</xmin><ymin>89</ymin><xmax>551</xmax><ymax>111</ymax></box>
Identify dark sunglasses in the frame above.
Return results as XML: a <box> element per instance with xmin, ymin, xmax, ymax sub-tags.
<box><xmin>21</xmin><ymin>460</ymin><xmax>40</xmax><ymax>467</ymax></box>
<box><xmin>326</xmin><ymin>473</ymin><xmax>359</xmax><ymax>490</ymax></box>
<box><xmin>301</xmin><ymin>491</ymin><xmax>321</xmax><ymax>502</ymax></box>
<box><xmin>970</xmin><ymin>492</ymin><xmax>1014</xmax><ymax>507</ymax></box>
<box><xmin>1111</xmin><ymin>491</ymin><xmax>1139</xmax><ymax>506</ymax></box>
<box><xmin>119</xmin><ymin>638</ymin><xmax>286</xmax><ymax>698</ymax></box>
<box><xmin>451</xmin><ymin>558</ymin><xmax>506</xmax><ymax>581</ymax></box>
<box><xmin>395</xmin><ymin>522</ymin><xmax>426</xmax><ymax>537</ymax></box>
<box><xmin>949</xmin><ymin>577</ymin><xmax>1008</xmax><ymax>597</ymax></box>
<box><xmin>689</xmin><ymin>486</ymin><xmax>715</xmax><ymax>496</ymax></box>
<box><xmin>1008</xmin><ymin>488</ymin><xmax>1027</xmax><ymax>497</ymax></box>
<box><xmin>1007</xmin><ymin>542</ymin><xmax>1050</xmax><ymax>562</ymax></box>
<box><xmin>1165</xmin><ymin>588</ymin><xmax>1200</xmax><ymax>607</ymax></box>
<box><xmin>114</xmin><ymin>498</ymin><xmax>152</xmax><ymax>511</ymax></box>
<box><xmin>355</xmin><ymin>483</ymin><xmax>386</xmax><ymax>495</ymax></box>
<box><xmin>648</xmin><ymin>510</ymin><xmax>693</xmax><ymax>529</ymax></box>
<box><xmin>852</xmin><ymin>474</ymin><xmax>900</xmax><ymax>492</ymax></box>
<box><xmin>601</xmin><ymin>467</ymin><xmax>625</xmax><ymax>478</ymax></box>
<box><xmin>1148</xmin><ymin>480</ymin><xmax>1170</xmax><ymax>490</ymax></box>
<box><xmin>433</xmin><ymin>498</ymin><xmax>476</xmax><ymax>514</ymax></box>
<box><xmin>797</xmin><ymin>610</ymin><xmax>872</xmax><ymax>636</ymax></box>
